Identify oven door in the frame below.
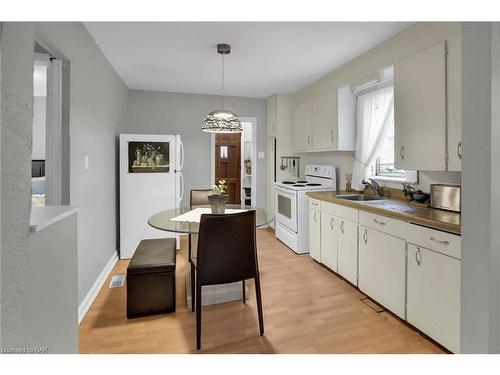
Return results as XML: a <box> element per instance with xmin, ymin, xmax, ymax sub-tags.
<box><xmin>274</xmin><ymin>186</ymin><xmax>298</xmax><ymax>233</ymax></box>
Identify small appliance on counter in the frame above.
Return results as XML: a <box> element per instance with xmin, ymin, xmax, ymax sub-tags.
<box><xmin>430</xmin><ymin>184</ymin><xmax>461</xmax><ymax>212</ymax></box>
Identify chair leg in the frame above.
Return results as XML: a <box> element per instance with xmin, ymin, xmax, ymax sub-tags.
<box><xmin>196</xmin><ymin>282</ymin><xmax>202</xmax><ymax>350</ymax></box>
<box><xmin>190</xmin><ymin>263</ymin><xmax>195</xmax><ymax>312</ymax></box>
<box><xmin>242</xmin><ymin>280</ymin><xmax>246</xmax><ymax>303</ymax></box>
<box><xmin>254</xmin><ymin>276</ymin><xmax>264</xmax><ymax>336</ymax></box>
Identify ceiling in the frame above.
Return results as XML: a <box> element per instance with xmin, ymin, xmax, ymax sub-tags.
<box><xmin>84</xmin><ymin>22</ymin><xmax>412</xmax><ymax>99</ymax></box>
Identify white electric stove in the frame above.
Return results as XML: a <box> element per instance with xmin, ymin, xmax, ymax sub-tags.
<box><xmin>274</xmin><ymin>165</ymin><xmax>337</xmax><ymax>254</ymax></box>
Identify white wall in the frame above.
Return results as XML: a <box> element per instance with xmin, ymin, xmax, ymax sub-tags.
<box><xmin>461</xmin><ymin>22</ymin><xmax>500</xmax><ymax>354</ymax></box>
<box><xmin>34</xmin><ymin>23</ymin><xmax>129</xmax><ymax>305</ymax></box>
<box><xmin>32</xmin><ymin>96</ymin><xmax>46</xmax><ymax>160</ymax></box>
<box><xmin>0</xmin><ymin>22</ymin><xmax>35</xmax><ymax>348</ymax></box>
<box><xmin>123</xmin><ymin>90</ymin><xmax>267</xmax><ymax>208</ymax></box>
<box><xmin>290</xmin><ymin>22</ymin><xmax>462</xmax><ymax>190</ymax></box>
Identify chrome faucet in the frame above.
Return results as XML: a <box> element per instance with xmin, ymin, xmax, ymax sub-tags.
<box><xmin>361</xmin><ymin>178</ymin><xmax>383</xmax><ymax>197</ymax></box>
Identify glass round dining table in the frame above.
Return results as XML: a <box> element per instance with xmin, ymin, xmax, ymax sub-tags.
<box><xmin>148</xmin><ymin>204</ymin><xmax>273</xmax><ymax>234</ymax></box>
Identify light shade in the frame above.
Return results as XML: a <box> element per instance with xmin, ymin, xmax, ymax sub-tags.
<box><xmin>201</xmin><ymin>109</ymin><xmax>242</xmax><ymax>133</ymax></box>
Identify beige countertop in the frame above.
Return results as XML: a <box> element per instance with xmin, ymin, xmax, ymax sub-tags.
<box><xmin>306</xmin><ymin>190</ymin><xmax>461</xmax><ymax>235</ymax></box>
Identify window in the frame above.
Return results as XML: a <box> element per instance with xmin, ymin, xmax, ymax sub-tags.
<box><xmin>375</xmin><ymin>123</ymin><xmax>406</xmax><ymax>178</ymax></box>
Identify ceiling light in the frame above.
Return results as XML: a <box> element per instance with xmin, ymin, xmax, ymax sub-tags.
<box><xmin>202</xmin><ymin>43</ymin><xmax>242</xmax><ymax>133</ymax></box>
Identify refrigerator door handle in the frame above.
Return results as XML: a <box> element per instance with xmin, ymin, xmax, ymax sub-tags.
<box><xmin>178</xmin><ymin>172</ymin><xmax>184</xmax><ymax>204</ymax></box>
<box><xmin>177</xmin><ymin>137</ymin><xmax>184</xmax><ymax>172</ymax></box>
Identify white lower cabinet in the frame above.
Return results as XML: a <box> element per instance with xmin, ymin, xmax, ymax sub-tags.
<box><xmin>407</xmin><ymin>243</ymin><xmax>461</xmax><ymax>353</ymax></box>
<box><xmin>309</xmin><ymin>208</ymin><xmax>321</xmax><ymax>262</ymax></box>
<box><xmin>337</xmin><ymin>219</ymin><xmax>358</xmax><ymax>285</ymax></box>
<box><xmin>320</xmin><ymin>212</ymin><xmax>338</xmax><ymax>271</ymax></box>
<box><xmin>358</xmin><ymin>226</ymin><xmax>406</xmax><ymax>319</ymax></box>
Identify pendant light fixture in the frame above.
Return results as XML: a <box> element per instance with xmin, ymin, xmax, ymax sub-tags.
<box><xmin>202</xmin><ymin>43</ymin><xmax>242</xmax><ymax>133</ymax></box>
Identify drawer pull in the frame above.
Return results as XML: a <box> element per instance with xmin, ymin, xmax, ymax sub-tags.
<box><xmin>430</xmin><ymin>237</ymin><xmax>450</xmax><ymax>245</ymax></box>
<box><xmin>373</xmin><ymin>218</ymin><xmax>386</xmax><ymax>226</ymax></box>
<box><xmin>311</xmin><ymin>201</ymin><xmax>318</xmax><ymax>206</ymax></box>
<box><xmin>416</xmin><ymin>247</ymin><xmax>422</xmax><ymax>266</ymax></box>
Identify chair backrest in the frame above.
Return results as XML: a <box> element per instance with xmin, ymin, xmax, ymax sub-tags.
<box><xmin>196</xmin><ymin>210</ymin><xmax>258</xmax><ymax>286</ymax></box>
<box><xmin>190</xmin><ymin>189</ymin><xmax>212</xmax><ymax>206</ymax></box>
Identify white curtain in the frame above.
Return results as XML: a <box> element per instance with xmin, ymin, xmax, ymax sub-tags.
<box><xmin>351</xmin><ymin>86</ymin><xmax>394</xmax><ymax>191</ymax></box>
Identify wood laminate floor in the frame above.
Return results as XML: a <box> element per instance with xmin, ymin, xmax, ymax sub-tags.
<box><xmin>79</xmin><ymin>229</ymin><xmax>445</xmax><ymax>354</ymax></box>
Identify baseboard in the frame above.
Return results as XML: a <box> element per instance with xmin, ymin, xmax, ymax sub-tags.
<box><xmin>78</xmin><ymin>250</ymin><xmax>118</xmax><ymax>325</ymax></box>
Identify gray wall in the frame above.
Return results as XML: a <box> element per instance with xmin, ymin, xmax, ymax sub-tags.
<box><xmin>124</xmin><ymin>90</ymin><xmax>267</xmax><ymax>207</ymax></box>
<box><xmin>34</xmin><ymin>23</ymin><xmax>129</xmax><ymax>305</ymax></box>
<box><xmin>32</xmin><ymin>96</ymin><xmax>46</xmax><ymax>159</ymax></box>
<box><xmin>461</xmin><ymin>22</ymin><xmax>500</xmax><ymax>353</ymax></box>
<box><xmin>0</xmin><ymin>22</ymin><xmax>35</xmax><ymax>348</ymax></box>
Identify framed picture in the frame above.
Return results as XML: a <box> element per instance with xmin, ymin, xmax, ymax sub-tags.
<box><xmin>128</xmin><ymin>141</ymin><xmax>170</xmax><ymax>173</ymax></box>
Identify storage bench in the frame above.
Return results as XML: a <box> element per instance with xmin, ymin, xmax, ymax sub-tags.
<box><xmin>127</xmin><ymin>238</ymin><xmax>176</xmax><ymax>318</ymax></box>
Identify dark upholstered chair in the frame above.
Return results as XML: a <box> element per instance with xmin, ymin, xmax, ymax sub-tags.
<box><xmin>189</xmin><ymin>189</ymin><xmax>213</xmax><ymax>312</ymax></box>
<box><xmin>192</xmin><ymin>210</ymin><xmax>264</xmax><ymax>350</ymax></box>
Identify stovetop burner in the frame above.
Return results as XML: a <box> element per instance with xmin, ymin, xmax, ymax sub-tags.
<box><xmin>297</xmin><ymin>180</ymin><xmax>308</xmax><ymax>183</ymax></box>
<box><xmin>282</xmin><ymin>181</ymin><xmax>294</xmax><ymax>184</ymax></box>
<box><xmin>306</xmin><ymin>183</ymin><xmax>321</xmax><ymax>186</ymax></box>
<box><xmin>293</xmin><ymin>184</ymin><xmax>306</xmax><ymax>187</ymax></box>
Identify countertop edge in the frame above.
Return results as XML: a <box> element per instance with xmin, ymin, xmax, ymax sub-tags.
<box><xmin>306</xmin><ymin>191</ymin><xmax>461</xmax><ymax>235</ymax></box>
<box><xmin>30</xmin><ymin>206</ymin><xmax>80</xmax><ymax>233</ymax></box>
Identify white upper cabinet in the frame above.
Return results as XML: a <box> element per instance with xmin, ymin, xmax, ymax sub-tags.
<box><xmin>312</xmin><ymin>92</ymin><xmax>337</xmax><ymax>151</ymax></box>
<box><xmin>293</xmin><ymin>89</ymin><xmax>355</xmax><ymax>153</ymax></box>
<box><xmin>267</xmin><ymin>94</ymin><xmax>277</xmax><ymax>138</ymax></box>
<box><xmin>447</xmin><ymin>34</ymin><xmax>462</xmax><ymax>171</ymax></box>
<box><xmin>394</xmin><ymin>41</ymin><xmax>447</xmax><ymax>171</ymax></box>
<box><xmin>293</xmin><ymin>101</ymin><xmax>313</xmax><ymax>152</ymax></box>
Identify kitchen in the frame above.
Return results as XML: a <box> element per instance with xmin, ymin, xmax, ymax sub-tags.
<box><xmin>269</xmin><ymin>22</ymin><xmax>463</xmax><ymax>353</ymax></box>
<box><xmin>2</xmin><ymin>13</ymin><xmax>500</xmax><ymax>366</ymax></box>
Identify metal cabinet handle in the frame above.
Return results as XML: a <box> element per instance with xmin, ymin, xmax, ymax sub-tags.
<box><xmin>340</xmin><ymin>220</ymin><xmax>345</xmax><ymax>234</ymax></box>
<box><xmin>313</xmin><ymin>211</ymin><xmax>317</xmax><ymax>223</ymax></box>
<box><xmin>400</xmin><ymin>145</ymin><xmax>405</xmax><ymax>160</ymax></box>
<box><xmin>363</xmin><ymin>229</ymin><xmax>368</xmax><ymax>244</ymax></box>
<box><xmin>330</xmin><ymin>217</ymin><xmax>334</xmax><ymax>230</ymax></box>
<box><xmin>430</xmin><ymin>237</ymin><xmax>449</xmax><ymax>245</ymax></box>
<box><xmin>311</xmin><ymin>201</ymin><xmax>318</xmax><ymax>206</ymax></box>
<box><xmin>415</xmin><ymin>247</ymin><xmax>422</xmax><ymax>266</ymax></box>
<box><xmin>307</xmin><ymin>135</ymin><xmax>311</xmax><ymax>144</ymax></box>
<box><xmin>458</xmin><ymin>142</ymin><xmax>462</xmax><ymax>160</ymax></box>
<box><xmin>331</xmin><ymin>130</ymin><xmax>334</xmax><ymax>143</ymax></box>
<box><xmin>373</xmin><ymin>218</ymin><xmax>386</xmax><ymax>226</ymax></box>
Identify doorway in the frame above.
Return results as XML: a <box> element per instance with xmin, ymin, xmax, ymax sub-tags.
<box><xmin>214</xmin><ymin>133</ymin><xmax>241</xmax><ymax>204</ymax></box>
<box><xmin>211</xmin><ymin>117</ymin><xmax>257</xmax><ymax>206</ymax></box>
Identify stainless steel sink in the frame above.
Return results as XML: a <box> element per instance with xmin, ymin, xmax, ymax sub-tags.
<box><xmin>335</xmin><ymin>194</ymin><xmax>387</xmax><ymax>202</ymax></box>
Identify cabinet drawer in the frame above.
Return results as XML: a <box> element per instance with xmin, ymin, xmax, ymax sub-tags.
<box><xmin>322</xmin><ymin>201</ymin><xmax>358</xmax><ymax>222</ymax></box>
<box><xmin>359</xmin><ymin>211</ymin><xmax>408</xmax><ymax>239</ymax></box>
<box><xmin>309</xmin><ymin>198</ymin><xmax>321</xmax><ymax>210</ymax></box>
<box><xmin>406</xmin><ymin>224</ymin><xmax>461</xmax><ymax>259</ymax></box>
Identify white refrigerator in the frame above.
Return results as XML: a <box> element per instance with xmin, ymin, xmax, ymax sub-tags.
<box><xmin>119</xmin><ymin>134</ymin><xmax>184</xmax><ymax>259</ymax></box>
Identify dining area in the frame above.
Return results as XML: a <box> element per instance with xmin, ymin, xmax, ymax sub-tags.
<box><xmin>140</xmin><ymin>187</ymin><xmax>270</xmax><ymax>350</ymax></box>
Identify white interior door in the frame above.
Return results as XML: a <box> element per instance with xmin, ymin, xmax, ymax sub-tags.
<box><xmin>119</xmin><ymin>134</ymin><xmax>177</xmax><ymax>259</ymax></box>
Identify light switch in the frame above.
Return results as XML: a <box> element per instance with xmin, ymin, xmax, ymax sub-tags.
<box><xmin>258</xmin><ymin>152</ymin><xmax>265</xmax><ymax>159</ymax></box>
<box><xmin>84</xmin><ymin>156</ymin><xmax>89</xmax><ymax>170</ymax></box>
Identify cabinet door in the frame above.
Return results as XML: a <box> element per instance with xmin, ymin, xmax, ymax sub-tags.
<box><xmin>394</xmin><ymin>42</ymin><xmax>446</xmax><ymax>170</ymax></box>
<box><xmin>293</xmin><ymin>101</ymin><xmax>312</xmax><ymax>152</ymax></box>
<box><xmin>309</xmin><ymin>208</ymin><xmax>321</xmax><ymax>261</ymax></box>
<box><xmin>447</xmin><ymin>34</ymin><xmax>462</xmax><ymax>171</ymax></box>
<box><xmin>320</xmin><ymin>212</ymin><xmax>337</xmax><ymax>271</ymax></box>
<box><xmin>266</xmin><ymin>95</ymin><xmax>277</xmax><ymax>138</ymax></box>
<box><xmin>358</xmin><ymin>226</ymin><xmax>406</xmax><ymax>318</ymax></box>
<box><xmin>337</xmin><ymin>219</ymin><xmax>358</xmax><ymax>285</ymax></box>
<box><xmin>312</xmin><ymin>92</ymin><xmax>337</xmax><ymax>151</ymax></box>
<box><xmin>407</xmin><ymin>244</ymin><xmax>460</xmax><ymax>353</ymax></box>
